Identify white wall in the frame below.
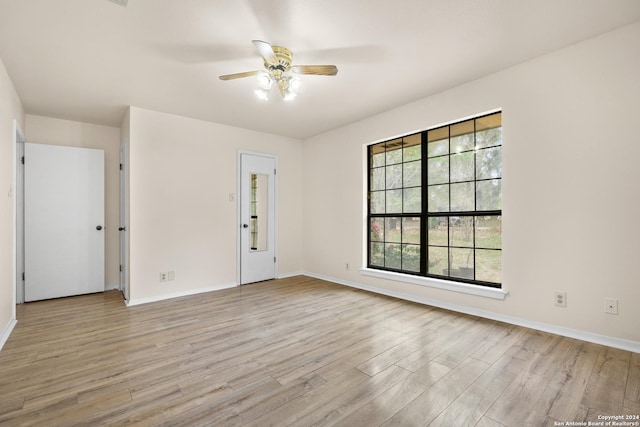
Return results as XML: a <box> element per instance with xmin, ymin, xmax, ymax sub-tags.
<box><xmin>24</xmin><ymin>115</ymin><xmax>122</xmax><ymax>290</ymax></box>
<box><xmin>127</xmin><ymin>107</ymin><xmax>303</xmax><ymax>304</ymax></box>
<box><xmin>303</xmin><ymin>22</ymin><xmax>640</xmax><ymax>346</ymax></box>
<box><xmin>0</xmin><ymin>57</ymin><xmax>24</xmax><ymax>349</ymax></box>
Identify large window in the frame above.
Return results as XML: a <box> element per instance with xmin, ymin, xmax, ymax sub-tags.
<box><xmin>368</xmin><ymin>112</ymin><xmax>502</xmax><ymax>288</ymax></box>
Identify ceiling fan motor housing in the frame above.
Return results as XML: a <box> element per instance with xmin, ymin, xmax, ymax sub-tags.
<box><xmin>266</xmin><ymin>46</ymin><xmax>293</xmax><ymax>79</ymax></box>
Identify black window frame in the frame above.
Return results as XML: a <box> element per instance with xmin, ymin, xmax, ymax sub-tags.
<box><xmin>367</xmin><ymin>111</ymin><xmax>502</xmax><ymax>289</ymax></box>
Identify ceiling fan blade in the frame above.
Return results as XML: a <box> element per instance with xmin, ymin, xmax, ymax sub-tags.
<box><xmin>252</xmin><ymin>40</ymin><xmax>278</xmax><ymax>66</ymax></box>
<box><xmin>291</xmin><ymin>65</ymin><xmax>338</xmax><ymax>76</ymax></box>
<box><xmin>219</xmin><ymin>70</ymin><xmax>261</xmax><ymax>80</ymax></box>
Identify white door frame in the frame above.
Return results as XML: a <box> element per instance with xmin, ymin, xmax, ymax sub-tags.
<box><xmin>236</xmin><ymin>150</ymin><xmax>278</xmax><ymax>285</ymax></box>
<box><xmin>13</xmin><ymin>121</ymin><xmax>25</xmax><ymax>305</ymax></box>
<box><xmin>119</xmin><ymin>143</ymin><xmax>129</xmax><ymax>300</ymax></box>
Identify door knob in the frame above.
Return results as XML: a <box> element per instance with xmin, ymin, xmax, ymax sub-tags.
<box><xmin>96</xmin><ymin>225</ymin><xmax>103</xmax><ymax>230</ymax></box>
<box><xmin>118</xmin><ymin>227</ymin><xmax>126</xmax><ymax>231</ymax></box>
<box><xmin>243</xmin><ymin>224</ymin><xmax>249</xmax><ymax>228</ymax></box>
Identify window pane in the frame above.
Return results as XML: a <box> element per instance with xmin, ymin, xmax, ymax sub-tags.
<box><xmin>403</xmin><ymin>134</ymin><xmax>421</xmax><ymax>161</ymax></box>
<box><xmin>403</xmin><ymin>187</ymin><xmax>421</xmax><ymax>213</ymax></box>
<box><xmin>427</xmin><ymin>127</ymin><xmax>449</xmax><ymax>158</ymax></box>
<box><xmin>451</xmin><ymin>119</ymin><xmax>474</xmax><ymax>137</ymax></box>
<box><xmin>450</xmin><ymin>182</ymin><xmax>475</xmax><ymax>211</ymax></box>
<box><xmin>428</xmin><ymin>216</ymin><xmax>448</xmax><ymax>246</ymax></box>
<box><xmin>427</xmin><ymin>157</ymin><xmax>449</xmax><ymax>185</ymax></box>
<box><xmin>476</xmin><ymin>146</ymin><xmax>502</xmax><ymax>180</ymax></box>
<box><xmin>476</xmin><ymin>113</ymin><xmax>502</xmax><ymax>149</ymax></box>
<box><xmin>386</xmin><ymin>164</ymin><xmax>403</xmax><ymax>189</ymax></box>
<box><xmin>385</xmin><ymin>243</ymin><xmax>402</xmax><ymax>269</ymax></box>
<box><xmin>428</xmin><ymin>246</ymin><xmax>447</xmax><ymax>275</ymax></box>
<box><xmin>427</xmin><ymin>139</ymin><xmax>448</xmax><ymax>158</ymax></box>
<box><xmin>403</xmin><ymin>145</ymin><xmax>421</xmax><ymax>162</ymax></box>
<box><xmin>450</xmin><ymin>247</ymin><xmax>474</xmax><ymax>279</ymax></box>
<box><xmin>450</xmin><ymin>216</ymin><xmax>473</xmax><ymax>248</ymax></box>
<box><xmin>370</xmin><ymin>242</ymin><xmax>384</xmax><ymax>266</ymax></box>
<box><xmin>475</xmin><ymin>216</ymin><xmax>501</xmax><ymax>249</ymax></box>
<box><xmin>371</xmin><ymin>143</ymin><xmax>385</xmax><ymax>167</ymax></box>
<box><xmin>475</xmin><ymin>249</ymin><xmax>501</xmax><ymax>283</ymax></box>
<box><xmin>450</xmin><ymin>152</ymin><xmax>474</xmax><ymax>183</ymax></box>
<box><xmin>371</xmin><ymin>167</ymin><xmax>385</xmax><ymax>191</ymax></box>
<box><xmin>428</xmin><ymin>184</ymin><xmax>449</xmax><ymax>212</ymax></box>
<box><xmin>476</xmin><ymin>112</ymin><xmax>501</xmax><ymax>130</ymax></box>
<box><xmin>428</xmin><ymin>127</ymin><xmax>448</xmax><ymax>141</ymax></box>
<box><xmin>385</xmin><ymin>217</ymin><xmax>401</xmax><ymax>243</ymax></box>
<box><xmin>386</xmin><ymin>146</ymin><xmax>402</xmax><ymax>165</ymax></box>
<box><xmin>476</xmin><ymin>179</ymin><xmax>502</xmax><ymax>210</ymax></box>
<box><xmin>402</xmin><ymin>217</ymin><xmax>420</xmax><ymax>244</ymax></box>
<box><xmin>403</xmin><ymin>160</ymin><xmax>421</xmax><ymax>187</ymax></box>
<box><xmin>370</xmin><ymin>218</ymin><xmax>384</xmax><ymax>242</ymax></box>
<box><xmin>386</xmin><ymin>189</ymin><xmax>402</xmax><ymax>213</ymax></box>
<box><xmin>402</xmin><ymin>244</ymin><xmax>421</xmax><ymax>272</ymax></box>
<box><xmin>451</xmin><ymin>134</ymin><xmax>474</xmax><ymax>153</ymax></box>
<box><xmin>476</xmin><ymin>128</ymin><xmax>502</xmax><ymax>149</ymax></box>
<box><xmin>371</xmin><ymin>191</ymin><xmax>385</xmax><ymax>214</ymax></box>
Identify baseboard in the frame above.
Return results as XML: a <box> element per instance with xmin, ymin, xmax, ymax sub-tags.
<box><xmin>0</xmin><ymin>318</ymin><xmax>17</xmax><ymax>352</ymax></box>
<box><xmin>125</xmin><ymin>282</ymin><xmax>238</xmax><ymax>307</ymax></box>
<box><xmin>277</xmin><ymin>271</ymin><xmax>304</xmax><ymax>279</ymax></box>
<box><xmin>302</xmin><ymin>271</ymin><xmax>640</xmax><ymax>354</ymax></box>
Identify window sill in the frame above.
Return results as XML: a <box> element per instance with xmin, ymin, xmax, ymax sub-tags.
<box><xmin>359</xmin><ymin>268</ymin><xmax>508</xmax><ymax>300</ymax></box>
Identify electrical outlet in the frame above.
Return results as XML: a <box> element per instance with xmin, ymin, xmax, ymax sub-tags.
<box><xmin>605</xmin><ymin>298</ymin><xmax>618</xmax><ymax>315</ymax></box>
<box><xmin>168</xmin><ymin>271</ymin><xmax>175</xmax><ymax>281</ymax></box>
<box><xmin>159</xmin><ymin>272</ymin><xmax>168</xmax><ymax>282</ymax></box>
<box><xmin>554</xmin><ymin>291</ymin><xmax>567</xmax><ymax>307</ymax></box>
<box><xmin>345</xmin><ymin>262</ymin><xmax>350</xmax><ymax>271</ymax></box>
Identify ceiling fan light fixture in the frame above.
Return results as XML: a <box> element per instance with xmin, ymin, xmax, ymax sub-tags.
<box><xmin>289</xmin><ymin>76</ymin><xmax>302</xmax><ymax>92</ymax></box>
<box><xmin>279</xmin><ymin>75</ymin><xmax>301</xmax><ymax>101</ymax></box>
<box><xmin>283</xmin><ymin>91</ymin><xmax>297</xmax><ymax>102</ymax></box>
<box><xmin>254</xmin><ymin>88</ymin><xmax>269</xmax><ymax>101</ymax></box>
<box><xmin>256</xmin><ymin>72</ymin><xmax>273</xmax><ymax>90</ymax></box>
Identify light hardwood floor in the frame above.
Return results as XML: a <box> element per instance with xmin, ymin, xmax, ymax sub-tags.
<box><xmin>0</xmin><ymin>276</ymin><xmax>638</xmax><ymax>426</ymax></box>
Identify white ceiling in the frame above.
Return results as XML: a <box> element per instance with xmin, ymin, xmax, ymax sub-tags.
<box><xmin>1</xmin><ymin>0</ymin><xmax>639</xmax><ymax>139</ymax></box>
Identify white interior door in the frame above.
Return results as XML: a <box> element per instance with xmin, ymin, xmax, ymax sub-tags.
<box><xmin>240</xmin><ymin>152</ymin><xmax>276</xmax><ymax>284</ymax></box>
<box><xmin>24</xmin><ymin>143</ymin><xmax>105</xmax><ymax>302</ymax></box>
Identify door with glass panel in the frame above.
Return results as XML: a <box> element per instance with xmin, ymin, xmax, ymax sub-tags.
<box><xmin>239</xmin><ymin>152</ymin><xmax>276</xmax><ymax>284</ymax></box>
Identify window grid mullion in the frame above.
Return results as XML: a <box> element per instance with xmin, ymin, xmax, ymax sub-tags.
<box><xmin>472</xmin><ymin>118</ymin><xmax>477</xmax><ymax>280</ymax></box>
<box><xmin>421</xmin><ymin>132</ymin><xmax>428</xmax><ymax>275</ymax></box>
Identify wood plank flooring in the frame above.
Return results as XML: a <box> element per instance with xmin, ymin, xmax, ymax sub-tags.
<box><xmin>0</xmin><ymin>276</ymin><xmax>638</xmax><ymax>426</ymax></box>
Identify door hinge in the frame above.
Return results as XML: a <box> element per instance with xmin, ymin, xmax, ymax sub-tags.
<box><xmin>21</xmin><ymin>156</ymin><xmax>24</xmax><ymax>165</ymax></box>
<box><xmin>119</xmin><ymin>163</ymin><xmax>123</xmax><ymax>170</ymax></box>
<box><xmin>22</xmin><ymin>272</ymin><xmax>25</xmax><ymax>281</ymax></box>
<box><xmin>274</xmin><ymin>168</ymin><xmax>276</xmax><ymax>175</ymax></box>
<box><xmin>119</xmin><ymin>265</ymin><xmax>122</xmax><ymax>272</ymax></box>
<box><xmin>274</xmin><ymin>257</ymin><xmax>276</xmax><ymax>263</ymax></box>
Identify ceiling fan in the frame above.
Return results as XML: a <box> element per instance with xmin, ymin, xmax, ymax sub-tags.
<box><xmin>219</xmin><ymin>40</ymin><xmax>338</xmax><ymax>101</ymax></box>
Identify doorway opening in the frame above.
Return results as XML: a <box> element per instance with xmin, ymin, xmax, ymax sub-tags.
<box><xmin>14</xmin><ymin>122</ymin><xmax>25</xmax><ymax>304</ymax></box>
